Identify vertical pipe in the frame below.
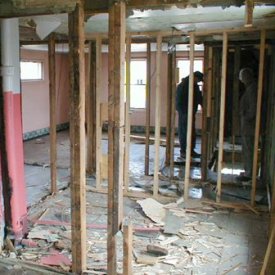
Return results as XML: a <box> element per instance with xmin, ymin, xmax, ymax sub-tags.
<box><xmin>184</xmin><ymin>33</ymin><xmax>195</xmax><ymax>202</ymax></box>
<box><xmin>216</xmin><ymin>32</ymin><xmax>228</xmax><ymax>203</ymax></box>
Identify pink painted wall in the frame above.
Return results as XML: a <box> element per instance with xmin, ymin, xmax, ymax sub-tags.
<box><xmin>20</xmin><ymin>49</ymin><xmax>203</xmax><ymax>134</ymax></box>
<box><xmin>21</xmin><ymin>49</ymin><xmax>70</xmax><ymax>134</ymax></box>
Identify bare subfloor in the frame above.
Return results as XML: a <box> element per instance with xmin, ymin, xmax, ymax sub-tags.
<box><xmin>0</xmin><ymin>130</ymin><xmax>268</xmax><ymax>274</ymax></box>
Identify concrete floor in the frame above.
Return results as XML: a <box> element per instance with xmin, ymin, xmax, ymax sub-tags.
<box><xmin>18</xmin><ymin>130</ymin><xmax>269</xmax><ymax>274</ymax></box>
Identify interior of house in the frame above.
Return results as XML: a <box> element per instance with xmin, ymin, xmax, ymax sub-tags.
<box><xmin>0</xmin><ymin>0</ymin><xmax>275</xmax><ymax>274</ymax></box>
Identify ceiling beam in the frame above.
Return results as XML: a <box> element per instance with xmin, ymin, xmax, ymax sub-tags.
<box><xmin>0</xmin><ymin>0</ymin><xmax>76</xmax><ymax>18</ymax></box>
<box><xmin>85</xmin><ymin>0</ymin><xmax>274</xmax><ymax>14</ymax></box>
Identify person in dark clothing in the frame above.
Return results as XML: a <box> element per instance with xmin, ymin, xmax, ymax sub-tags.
<box><xmin>176</xmin><ymin>71</ymin><xmax>203</xmax><ymax>159</ymax></box>
<box><xmin>237</xmin><ymin>67</ymin><xmax>257</xmax><ymax>182</ymax></box>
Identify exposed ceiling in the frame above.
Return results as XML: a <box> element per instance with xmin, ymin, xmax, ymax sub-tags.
<box><xmin>19</xmin><ymin>3</ymin><xmax>275</xmax><ymax>42</ymax></box>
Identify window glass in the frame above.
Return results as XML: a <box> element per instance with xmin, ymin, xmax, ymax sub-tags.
<box><xmin>130</xmin><ymin>60</ymin><xmax>147</xmax><ymax>109</ymax></box>
<box><xmin>20</xmin><ymin>61</ymin><xmax>43</xmax><ymax>81</ymax></box>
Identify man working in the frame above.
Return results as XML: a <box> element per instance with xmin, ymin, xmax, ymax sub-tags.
<box><xmin>237</xmin><ymin>67</ymin><xmax>257</xmax><ymax>182</ymax></box>
<box><xmin>176</xmin><ymin>71</ymin><xmax>203</xmax><ymax>159</ymax></box>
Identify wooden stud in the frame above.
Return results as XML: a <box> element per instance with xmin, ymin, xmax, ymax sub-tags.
<box><xmin>124</xmin><ymin>35</ymin><xmax>131</xmax><ymax>192</ymax></box>
<box><xmin>145</xmin><ymin>42</ymin><xmax>151</xmax><ymax>176</ymax></box>
<box><xmin>108</xmin><ymin>2</ymin><xmax>126</xmax><ymax>273</ymax></box>
<box><xmin>68</xmin><ymin>0</ymin><xmax>86</xmax><ymax>273</ymax></box>
<box><xmin>123</xmin><ymin>222</ymin><xmax>133</xmax><ymax>275</ymax></box>
<box><xmin>260</xmin><ymin>221</ymin><xmax>275</xmax><ymax>274</ymax></box>
<box><xmin>169</xmin><ymin>50</ymin><xmax>177</xmax><ymax>178</ymax></box>
<box><xmin>216</xmin><ymin>32</ymin><xmax>228</xmax><ymax>203</ymax></box>
<box><xmin>184</xmin><ymin>33</ymin><xmax>195</xmax><ymax>202</ymax></box>
<box><xmin>48</xmin><ymin>33</ymin><xmax>57</xmax><ymax>194</ymax></box>
<box><xmin>231</xmin><ymin>46</ymin><xmax>241</xmax><ymax>174</ymax></box>
<box><xmin>201</xmin><ymin>46</ymin><xmax>209</xmax><ymax>181</ymax></box>
<box><xmin>245</xmin><ymin>0</ymin><xmax>254</xmax><ymax>27</ymax></box>
<box><xmin>96</xmin><ymin>37</ymin><xmax>102</xmax><ymax>190</ymax></box>
<box><xmin>251</xmin><ymin>30</ymin><xmax>266</xmax><ymax>206</ymax></box>
<box><xmin>86</xmin><ymin>41</ymin><xmax>96</xmax><ymax>175</ymax></box>
<box><xmin>166</xmin><ymin>52</ymin><xmax>172</xmax><ymax>166</ymax></box>
<box><xmin>153</xmin><ymin>34</ymin><xmax>162</xmax><ymax>197</ymax></box>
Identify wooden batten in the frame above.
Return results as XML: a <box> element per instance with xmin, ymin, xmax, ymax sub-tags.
<box><xmin>251</xmin><ymin>30</ymin><xmax>266</xmax><ymax>206</ymax></box>
<box><xmin>184</xmin><ymin>33</ymin><xmax>195</xmax><ymax>202</ymax></box>
<box><xmin>86</xmin><ymin>41</ymin><xmax>96</xmax><ymax>175</ymax></box>
<box><xmin>169</xmin><ymin>50</ymin><xmax>176</xmax><ymax>178</ymax></box>
<box><xmin>124</xmin><ymin>35</ymin><xmax>131</xmax><ymax>192</ymax></box>
<box><xmin>153</xmin><ymin>34</ymin><xmax>162</xmax><ymax>197</ymax></box>
<box><xmin>166</xmin><ymin>52</ymin><xmax>172</xmax><ymax>166</ymax></box>
<box><xmin>96</xmin><ymin>37</ymin><xmax>103</xmax><ymax>190</ymax></box>
<box><xmin>201</xmin><ymin>46</ymin><xmax>209</xmax><ymax>181</ymax></box>
<box><xmin>68</xmin><ymin>0</ymin><xmax>87</xmax><ymax>273</ymax></box>
<box><xmin>216</xmin><ymin>32</ymin><xmax>228</xmax><ymax>203</ymax></box>
<box><xmin>245</xmin><ymin>0</ymin><xmax>254</xmax><ymax>27</ymax></box>
<box><xmin>48</xmin><ymin>33</ymin><xmax>57</xmax><ymax>194</ymax></box>
<box><xmin>145</xmin><ymin>42</ymin><xmax>151</xmax><ymax>176</ymax></box>
<box><xmin>123</xmin><ymin>222</ymin><xmax>133</xmax><ymax>275</ymax></box>
<box><xmin>107</xmin><ymin>2</ymin><xmax>126</xmax><ymax>274</ymax></box>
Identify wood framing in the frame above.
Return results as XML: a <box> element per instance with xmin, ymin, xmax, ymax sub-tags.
<box><xmin>68</xmin><ymin>0</ymin><xmax>86</xmax><ymax>273</ymax></box>
<box><xmin>184</xmin><ymin>32</ymin><xmax>195</xmax><ymax>202</ymax></box>
<box><xmin>123</xmin><ymin>222</ymin><xmax>133</xmax><ymax>275</ymax></box>
<box><xmin>201</xmin><ymin>46</ymin><xmax>209</xmax><ymax>181</ymax></box>
<box><xmin>251</xmin><ymin>30</ymin><xmax>266</xmax><ymax>206</ymax></box>
<box><xmin>48</xmin><ymin>33</ymin><xmax>57</xmax><ymax>194</ymax></box>
<box><xmin>166</xmin><ymin>52</ymin><xmax>172</xmax><ymax>166</ymax></box>
<box><xmin>145</xmin><ymin>42</ymin><xmax>151</xmax><ymax>176</ymax></box>
<box><xmin>107</xmin><ymin>1</ymin><xmax>126</xmax><ymax>273</ymax></box>
<box><xmin>169</xmin><ymin>50</ymin><xmax>176</xmax><ymax>178</ymax></box>
<box><xmin>153</xmin><ymin>34</ymin><xmax>162</xmax><ymax>197</ymax></box>
<box><xmin>96</xmin><ymin>37</ymin><xmax>103</xmax><ymax>189</ymax></box>
<box><xmin>86</xmin><ymin>41</ymin><xmax>96</xmax><ymax>175</ymax></box>
<box><xmin>245</xmin><ymin>0</ymin><xmax>254</xmax><ymax>27</ymax></box>
<box><xmin>216</xmin><ymin>32</ymin><xmax>228</xmax><ymax>203</ymax></box>
<box><xmin>124</xmin><ymin>35</ymin><xmax>131</xmax><ymax>192</ymax></box>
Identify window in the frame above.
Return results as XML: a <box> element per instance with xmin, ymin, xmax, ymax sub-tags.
<box><xmin>130</xmin><ymin>60</ymin><xmax>147</xmax><ymax>109</ymax></box>
<box><xmin>20</xmin><ymin>61</ymin><xmax>43</xmax><ymax>81</ymax></box>
<box><xmin>177</xmin><ymin>59</ymin><xmax>203</xmax><ymax>80</ymax></box>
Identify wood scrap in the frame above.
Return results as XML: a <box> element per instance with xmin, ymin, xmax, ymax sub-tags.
<box><xmin>202</xmin><ymin>201</ymin><xmax>254</xmax><ymax>212</ymax></box>
<box><xmin>147</xmin><ymin>244</ymin><xmax>168</xmax><ymax>256</ymax></box>
<box><xmin>243</xmin><ymin>203</ymin><xmax>260</xmax><ymax>215</ymax></box>
<box><xmin>136</xmin><ymin>255</ymin><xmax>158</xmax><ymax>265</ymax></box>
<box><xmin>221</xmin><ymin>262</ymin><xmax>242</xmax><ymax>275</ymax></box>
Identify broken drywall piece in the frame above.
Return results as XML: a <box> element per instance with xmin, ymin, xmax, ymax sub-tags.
<box><xmin>137</xmin><ymin>198</ymin><xmax>166</xmax><ymax>225</ymax></box>
<box><xmin>163</xmin><ymin>211</ymin><xmax>185</xmax><ymax>235</ymax></box>
<box><xmin>40</xmin><ymin>250</ymin><xmax>71</xmax><ymax>266</ymax></box>
<box><xmin>136</xmin><ymin>255</ymin><xmax>158</xmax><ymax>265</ymax></box>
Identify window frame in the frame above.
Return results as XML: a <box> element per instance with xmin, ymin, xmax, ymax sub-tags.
<box><xmin>20</xmin><ymin>60</ymin><xmax>44</xmax><ymax>82</ymax></box>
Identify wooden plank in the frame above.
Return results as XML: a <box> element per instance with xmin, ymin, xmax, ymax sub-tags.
<box><xmin>251</xmin><ymin>30</ymin><xmax>266</xmax><ymax>206</ymax></box>
<box><xmin>153</xmin><ymin>34</ymin><xmax>162</xmax><ymax>197</ymax></box>
<box><xmin>201</xmin><ymin>46</ymin><xmax>209</xmax><ymax>181</ymax></box>
<box><xmin>48</xmin><ymin>33</ymin><xmax>57</xmax><ymax>194</ymax></box>
<box><xmin>245</xmin><ymin>0</ymin><xmax>254</xmax><ymax>27</ymax></box>
<box><xmin>124</xmin><ymin>35</ymin><xmax>131</xmax><ymax>192</ymax></box>
<box><xmin>145</xmin><ymin>42</ymin><xmax>151</xmax><ymax>176</ymax></box>
<box><xmin>206</xmin><ymin>47</ymin><xmax>213</xmax><ymax>161</ymax></box>
<box><xmin>86</xmin><ymin>41</ymin><xmax>96</xmax><ymax>175</ymax></box>
<box><xmin>68</xmin><ymin>0</ymin><xmax>86</xmax><ymax>273</ymax></box>
<box><xmin>216</xmin><ymin>32</ymin><xmax>228</xmax><ymax>203</ymax></box>
<box><xmin>260</xmin><ymin>221</ymin><xmax>275</xmax><ymax>274</ymax></box>
<box><xmin>123</xmin><ymin>222</ymin><xmax>133</xmax><ymax>275</ymax></box>
<box><xmin>169</xmin><ymin>50</ymin><xmax>177</xmax><ymax>178</ymax></box>
<box><xmin>166</xmin><ymin>52</ymin><xmax>172</xmax><ymax>166</ymax></box>
<box><xmin>96</xmin><ymin>37</ymin><xmax>102</xmax><ymax>190</ymax></box>
<box><xmin>108</xmin><ymin>2</ymin><xmax>126</xmax><ymax>274</ymax></box>
<box><xmin>184</xmin><ymin>33</ymin><xmax>195</xmax><ymax>202</ymax></box>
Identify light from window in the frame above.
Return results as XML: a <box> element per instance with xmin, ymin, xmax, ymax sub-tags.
<box><xmin>177</xmin><ymin>59</ymin><xmax>203</xmax><ymax>81</ymax></box>
<box><xmin>130</xmin><ymin>60</ymin><xmax>147</xmax><ymax>109</ymax></box>
<box><xmin>20</xmin><ymin>61</ymin><xmax>43</xmax><ymax>81</ymax></box>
